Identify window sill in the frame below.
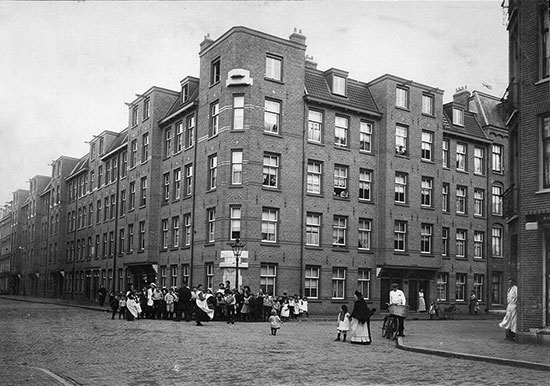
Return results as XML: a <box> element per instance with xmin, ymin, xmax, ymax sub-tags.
<box><xmin>264</xmin><ymin>77</ymin><xmax>284</xmax><ymax>85</ymax></box>
<box><xmin>421</xmin><ymin>159</ymin><xmax>435</xmax><ymax>164</ymax></box>
<box><xmin>306</xmin><ymin>192</ymin><xmax>324</xmax><ymax>198</ymax></box>
<box><xmin>334</xmin><ymin>145</ymin><xmax>350</xmax><ymax>151</ymax></box>
<box><xmin>395</xmin><ymin>153</ymin><xmax>409</xmax><ymax>159</ymax></box>
<box><xmin>307</xmin><ymin>140</ymin><xmax>324</xmax><ymax>147</ymax></box>
<box><xmin>358</xmin><ymin>199</ymin><xmax>374</xmax><ymax>205</ymax></box>
<box><xmin>535</xmin><ymin>77</ymin><xmax>550</xmax><ymax>86</ymax></box>
<box><xmin>209</xmin><ymin>81</ymin><xmax>220</xmax><ymax>88</ymax></box>
<box><xmin>420</xmin><ymin>254</ymin><xmax>435</xmax><ymax>258</ymax></box>
<box><xmin>395</xmin><ymin>106</ymin><xmax>410</xmax><ymax>112</ymax></box>
<box><xmin>263</xmin><ymin>131</ymin><xmax>282</xmax><ymax>138</ymax></box>
<box><xmin>357</xmin><ymin>249</ymin><xmax>373</xmax><ymax>254</ymax></box>
<box><xmin>260</xmin><ymin>242</ymin><xmax>279</xmax><ymax>247</ymax></box>
<box><xmin>421</xmin><ymin>206</ymin><xmax>435</xmax><ymax>211</ymax></box>
<box><xmin>359</xmin><ymin>149</ymin><xmax>373</xmax><ymax>155</ymax></box>
<box><xmin>262</xmin><ymin>186</ymin><xmax>281</xmax><ymax>192</ymax></box>
<box><xmin>331</xmin><ymin>247</ymin><xmax>349</xmax><ymax>252</ymax></box>
<box><xmin>229</xmin><ymin>185</ymin><xmax>243</xmax><ymax>189</ymax></box>
<box><xmin>394</xmin><ymin>202</ymin><xmax>409</xmax><ymax>207</ymax></box>
<box><xmin>421</xmin><ymin>113</ymin><xmax>436</xmax><ymax>119</ymax></box>
<box><xmin>456</xmin><ymin>169</ymin><xmax>469</xmax><ymax>175</ymax></box>
<box><xmin>535</xmin><ymin>188</ymin><xmax>550</xmax><ymax>195</ymax></box>
<box><xmin>393</xmin><ymin>252</ymin><xmax>409</xmax><ymax>256</ymax></box>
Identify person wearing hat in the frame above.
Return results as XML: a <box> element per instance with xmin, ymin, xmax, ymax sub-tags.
<box><xmin>389</xmin><ymin>283</ymin><xmax>406</xmax><ymax>337</ymax></box>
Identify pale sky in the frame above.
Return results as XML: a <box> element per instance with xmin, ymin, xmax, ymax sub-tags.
<box><xmin>0</xmin><ymin>1</ymin><xmax>508</xmax><ymax>205</ymax></box>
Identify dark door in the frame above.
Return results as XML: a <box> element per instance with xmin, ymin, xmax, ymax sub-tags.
<box><xmin>409</xmin><ymin>280</ymin><xmax>418</xmax><ymax>312</ymax></box>
<box><xmin>380</xmin><ymin>279</ymin><xmax>391</xmax><ymax>311</ymax></box>
<box><xmin>419</xmin><ymin>279</ymin><xmax>429</xmax><ymax>308</ymax></box>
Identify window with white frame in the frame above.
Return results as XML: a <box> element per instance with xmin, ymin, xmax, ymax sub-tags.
<box><xmin>333</xmin><ymin>165</ymin><xmax>348</xmax><ymax>197</ymax></box>
<box><xmin>394</xmin><ymin>172</ymin><xmax>407</xmax><ymax>203</ymax></box>
<box><xmin>332</xmin><ymin>268</ymin><xmax>346</xmax><ymax>299</ymax></box>
<box><xmin>396</xmin><ymin>86</ymin><xmax>409</xmax><ymax>109</ymax></box>
<box><xmin>357</xmin><ymin>269</ymin><xmax>371</xmax><ymax>299</ymax></box>
<box><xmin>333</xmin><ymin>216</ymin><xmax>347</xmax><ymax>247</ymax></box>
<box><xmin>182</xmin><ymin>264</ymin><xmax>190</xmax><ymax>286</ymax></box>
<box><xmin>230</xmin><ymin>206</ymin><xmax>241</xmax><ymax>240</ymax></box>
<box><xmin>185</xmin><ymin>116</ymin><xmax>194</xmax><ymax>149</ymax></box>
<box><xmin>264</xmin><ymin>99</ymin><xmax>281</xmax><ymax>134</ymax></box>
<box><xmin>210</xmin><ymin>58</ymin><xmax>220</xmax><ymax>85</ymax></box>
<box><xmin>263</xmin><ymin>154</ymin><xmax>279</xmax><ymax>188</ymax></box>
<box><xmin>173</xmin><ymin>168</ymin><xmax>181</xmax><ymax>200</ymax></box>
<box><xmin>422</xmin><ymin>93</ymin><xmax>435</xmax><ymax>116</ymax></box>
<box><xmin>421</xmin><ymin>131</ymin><xmax>433</xmax><ymax>161</ymax></box>
<box><xmin>334</xmin><ymin>116</ymin><xmax>349</xmax><ymax>148</ymax></box>
<box><xmin>360</xmin><ymin>121</ymin><xmax>372</xmax><ymax>152</ymax></box>
<box><xmin>307</xmin><ymin>160</ymin><xmax>322</xmax><ymax>194</ymax></box>
<box><xmin>359</xmin><ymin>169</ymin><xmax>372</xmax><ymax>201</ymax></box>
<box><xmin>172</xmin><ymin>216</ymin><xmax>180</xmax><ymax>247</ymax></box>
<box><xmin>474</xmin><ymin>147</ymin><xmax>485</xmax><ymax>175</ymax></box>
<box><xmin>265</xmin><ymin>55</ymin><xmax>282</xmax><ymax>81</ymax></box>
<box><xmin>304</xmin><ymin>266</ymin><xmax>319</xmax><ymax>299</ymax></box>
<box><xmin>119</xmin><ymin>228</ymin><xmax>125</xmax><ymax>255</ymax></box>
<box><xmin>358</xmin><ymin>218</ymin><xmax>371</xmax><ymax>250</ymax></box>
<box><xmin>233</xmin><ymin>95</ymin><xmax>244</xmax><ymax>130</ymax></box>
<box><xmin>205</xmin><ymin>263</ymin><xmax>214</xmax><ymax>290</ymax></box>
<box><xmin>492</xmin><ymin>144</ymin><xmax>503</xmax><ymax>173</ymax></box>
<box><xmin>171</xmin><ymin>265</ymin><xmax>178</xmax><ymax>287</ymax></box>
<box><xmin>128</xmin><ymin>224</ymin><xmax>134</xmax><ymax>252</ymax></box>
<box><xmin>442</xmin><ymin>227</ymin><xmax>449</xmax><ymax>257</ymax></box>
<box><xmin>474</xmin><ymin>231</ymin><xmax>484</xmax><ymax>259</ymax></box>
<box><xmin>140</xmin><ymin>177</ymin><xmax>147</xmax><ymax>207</ymax></box>
<box><xmin>139</xmin><ymin>221</ymin><xmax>145</xmax><ymax>251</ymax></box>
<box><xmin>208</xmin><ymin>155</ymin><xmax>217</xmax><ymax>190</ymax></box>
<box><xmin>130</xmin><ymin>140</ymin><xmax>137</xmax><ymax>169</ymax></box>
<box><xmin>421</xmin><ymin>177</ymin><xmax>433</xmax><ymax>207</ymax></box>
<box><xmin>453</xmin><ymin>107</ymin><xmax>464</xmax><ymax>126</ymax></box>
<box><xmin>210</xmin><ymin>102</ymin><xmax>219</xmax><ymax>137</ymax></box>
<box><xmin>260</xmin><ymin>264</ymin><xmax>276</xmax><ymax>295</ymax></box>
<box><xmin>307</xmin><ymin>110</ymin><xmax>322</xmax><ymax>143</ymax></box>
<box><xmin>394</xmin><ymin>221</ymin><xmax>407</xmax><ymax>251</ymax></box>
<box><xmin>395</xmin><ymin>125</ymin><xmax>408</xmax><ymax>155</ymax></box>
<box><xmin>456</xmin><ymin>186</ymin><xmax>467</xmax><ymax>214</ymax></box>
<box><xmin>442</xmin><ymin>139</ymin><xmax>449</xmax><ymax>168</ymax></box>
<box><xmin>456</xmin><ymin>273</ymin><xmax>467</xmax><ymax>301</ymax></box>
<box><xmin>492</xmin><ymin>226</ymin><xmax>503</xmax><ymax>256</ymax></box>
<box><xmin>141</xmin><ymin>133</ymin><xmax>149</xmax><ymax>163</ymax></box>
<box><xmin>491</xmin><ymin>272</ymin><xmax>502</xmax><ymax>305</ymax></box>
<box><xmin>184</xmin><ymin>164</ymin><xmax>193</xmax><ymax>196</ymax></box>
<box><xmin>492</xmin><ymin>184</ymin><xmax>503</xmax><ymax>215</ymax></box>
<box><xmin>207</xmin><ymin>208</ymin><xmax>215</xmax><ymax>243</ymax></box>
<box><xmin>442</xmin><ymin>183</ymin><xmax>450</xmax><ymax>213</ymax></box>
<box><xmin>421</xmin><ymin>223</ymin><xmax>433</xmax><ymax>254</ymax></box>
<box><xmin>262</xmin><ymin>208</ymin><xmax>278</xmax><ymax>243</ymax></box>
<box><xmin>306</xmin><ymin>213</ymin><xmax>321</xmax><ymax>246</ymax></box>
<box><xmin>231</xmin><ymin>150</ymin><xmax>243</xmax><ymax>185</ymax></box>
<box><xmin>456</xmin><ymin>229</ymin><xmax>466</xmax><ymax>258</ymax></box>
<box><xmin>456</xmin><ymin>143</ymin><xmax>467</xmax><ymax>171</ymax></box>
<box><xmin>332</xmin><ymin>75</ymin><xmax>346</xmax><ymax>96</ymax></box>
<box><xmin>165</xmin><ymin>128</ymin><xmax>172</xmax><ymax>157</ymax></box>
<box><xmin>184</xmin><ymin>214</ymin><xmax>191</xmax><ymax>246</ymax></box>
<box><xmin>473</xmin><ymin>274</ymin><xmax>484</xmax><ymax>302</ymax></box>
<box><xmin>436</xmin><ymin>273</ymin><xmax>448</xmax><ymax>301</ymax></box>
<box><xmin>174</xmin><ymin>121</ymin><xmax>183</xmax><ymax>153</ymax></box>
<box><xmin>132</xmin><ymin>106</ymin><xmax>138</xmax><ymax>126</ymax></box>
<box><xmin>543</xmin><ymin>117</ymin><xmax>550</xmax><ymax>187</ymax></box>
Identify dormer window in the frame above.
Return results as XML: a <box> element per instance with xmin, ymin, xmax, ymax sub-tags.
<box><xmin>182</xmin><ymin>84</ymin><xmax>189</xmax><ymax>103</ymax></box>
<box><xmin>333</xmin><ymin>75</ymin><xmax>346</xmax><ymax>96</ymax></box>
<box><xmin>132</xmin><ymin>106</ymin><xmax>138</xmax><ymax>127</ymax></box>
<box><xmin>453</xmin><ymin>107</ymin><xmax>464</xmax><ymax>126</ymax></box>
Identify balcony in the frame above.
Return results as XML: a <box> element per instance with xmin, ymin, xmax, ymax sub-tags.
<box><xmin>503</xmin><ymin>184</ymin><xmax>518</xmax><ymax>219</ymax></box>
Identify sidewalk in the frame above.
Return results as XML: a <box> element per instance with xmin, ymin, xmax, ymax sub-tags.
<box><xmin>2</xmin><ymin>295</ymin><xmax>549</xmax><ymax>371</ymax></box>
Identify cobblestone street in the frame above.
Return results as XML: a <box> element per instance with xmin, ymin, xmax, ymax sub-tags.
<box><xmin>0</xmin><ymin>299</ymin><xmax>547</xmax><ymax>385</ymax></box>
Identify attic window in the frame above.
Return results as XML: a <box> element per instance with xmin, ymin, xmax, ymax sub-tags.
<box><xmin>182</xmin><ymin>84</ymin><xmax>189</xmax><ymax>103</ymax></box>
<box><xmin>333</xmin><ymin>75</ymin><xmax>346</xmax><ymax>96</ymax></box>
<box><xmin>453</xmin><ymin>107</ymin><xmax>464</xmax><ymax>126</ymax></box>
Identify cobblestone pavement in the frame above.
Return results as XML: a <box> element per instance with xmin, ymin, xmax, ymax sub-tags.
<box><xmin>0</xmin><ymin>299</ymin><xmax>548</xmax><ymax>386</ymax></box>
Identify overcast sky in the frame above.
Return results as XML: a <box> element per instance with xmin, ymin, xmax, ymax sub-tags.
<box><xmin>0</xmin><ymin>1</ymin><xmax>508</xmax><ymax>205</ymax></box>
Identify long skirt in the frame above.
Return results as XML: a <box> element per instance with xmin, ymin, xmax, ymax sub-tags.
<box><xmin>418</xmin><ymin>297</ymin><xmax>426</xmax><ymax>312</ymax></box>
<box><xmin>499</xmin><ymin>306</ymin><xmax>517</xmax><ymax>333</ymax></box>
<box><xmin>349</xmin><ymin>318</ymin><xmax>371</xmax><ymax>344</ymax></box>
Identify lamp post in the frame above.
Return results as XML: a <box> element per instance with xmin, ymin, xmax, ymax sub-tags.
<box><xmin>230</xmin><ymin>238</ymin><xmax>245</xmax><ymax>291</ymax></box>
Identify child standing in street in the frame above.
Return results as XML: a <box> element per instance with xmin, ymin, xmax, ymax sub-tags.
<box><xmin>336</xmin><ymin>305</ymin><xmax>350</xmax><ymax>342</ymax></box>
<box><xmin>280</xmin><ymin>299</ymin><xmax>290</xmax><ymax>322</ymax></box>
<box><xmin>269</xmin><ymin>309</ymin><xmax>281</xmax><ymax>335</ymax></box>
<box><xmin>118</xmin><ymin>292</ymin><xmax>126</xmax><ymax>319</ymax></box>
<box><xmin>110</xmin><ymin>293</ymin><xmax>119</xmax><ymax>320</ymax></box>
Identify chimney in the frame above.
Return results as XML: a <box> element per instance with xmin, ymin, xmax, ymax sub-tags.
<box><xmin>453</xmin><ymin>86</ymin><xmax>471</xmax><ymax>109</ymax></box>
<box><xmin>305</xmin><ymin>55</ymin><xmax>317</xmax><ymax>70</ymax></box>
<box><xmin>200</xmin><ymin>33</ymin><xmax>214</xmax><ymax>51</ymax></box>
<box><xmin>289</xmin><ymin>27</ymin><xmax>306</xmax><ymax>46</ymax></box>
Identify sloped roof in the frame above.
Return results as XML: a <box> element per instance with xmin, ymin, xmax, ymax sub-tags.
<box><xmin>163</xmin><ymin>84</ymin><xmax>200</xmax><ymax>122</ymax></box>
<box><xmin>471</xmin><ymin>91</ymin><xmax>506</xmax><ymax>129</ymax></box>
<box><xmin>304</xmin><ymin>69</ymin><xmax>380</xmax><ymax>116</ymax></box>
<box><xmin>442</xmin><ymin>105</ymin><xmax>489</xmax><ymax>141</ymax></box>
<box><xmin>67</xmin><ymin>157</ymin><xmax>89</xmax><ymax>180</ymax></box>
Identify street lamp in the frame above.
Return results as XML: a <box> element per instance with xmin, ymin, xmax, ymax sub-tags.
<box><xmin>230</xmin><ymin>238</ymin><xmax>245</xmax><ymax>291</ymax></box>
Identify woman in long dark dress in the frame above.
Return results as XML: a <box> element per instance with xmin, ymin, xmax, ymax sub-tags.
<box><xmin>349</xmin><ymin>290</ymin><xmax>374</xmax><ymax>345</ymax></box>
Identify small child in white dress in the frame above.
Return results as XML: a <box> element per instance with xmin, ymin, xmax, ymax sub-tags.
<box><xmin>336</xmin><ymin>304</ymin><xmax>350</xmax><ymax>342</ymax></box>
<box><xmin>269</xmin><ymin>309</ymin><xmax>282</xmax><ymax>335</ymax></box>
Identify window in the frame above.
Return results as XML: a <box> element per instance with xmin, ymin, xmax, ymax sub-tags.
<box><xmin>541</xmin><ymin>10</ymin><xmax>550</xmax><ymax>78</ymax></box>
<box><xmin>184</xmin><ymin>214</ymin><xmax>191</xmax><ymax>246</ymax></box>
<box><xmin>334</xmin><ymin>165</ymin><xmax>348</xmax><ymax>198</ymax></box>
<box><xmin>456</xmin><ymin>143</ymin><xmax>467</xmax><ymax>171</ymax></box>
<box><xmin>110</xmin><ymin>195</ymin><xmax>116</xmax><ymax>219</ymax></box>
<box><xmin>491</xmin><ymin>144</ymin><xmax>503</xmax><ymax>173</ymax></box>
<box><xmin>442</xmin><ymin>139</ymin><xmax>449</xmax><ymax>168</ymax></box>
<box><xmin>394</xmin><ymin>221</ymin><xmax>407</xmax><ymax>251</ymax></box>
<box><xmin>264</xmin><ymin>99</ymin><xmax>281</xmax><ymax>134</ymax></box>
<box><xmin>143</xmin><ymin>98</ymin><xmax>150</xmax><ymax>120</ymax></box>
<box><xmin>103</xmin><ymin>197</ymin><xmax>109</xmax><ymax>222</ymax></box>
<box><xmin>395</xmin><ymin>125</ymin><xmax>408</xmax><ymax>155</ymax></box>
<box><xmin>205</xmin><ymin>263</ymin><xmax>214</xmax><ymax>289</ymax></box>
<box><xmin>141</xmin><ymin>133</ymin><xmax>149</xmax><ymax>163</ymax></box>
<box><xmin>230</xmin><ymin>206</ymin><xmax>241</xmax><ymax>240</ymax></box>
<box><xmin>421</xmin><ymin>223</ymin><xmax>433</xmax><ymax>254</ymax></box>
<box><xmin>96</xmin><ymin>200</ymin><xmax>102</xmax><ymax>224</ymax></box>
<box><xmin>127</xmin><ymin>224</ymin><xmax>134</xmax><ymax>253</ymax></box>
<box><xmin>173</xmin><ymin>168</ymin><xmax>181</xmax><ymax>200</ymax></box>
<box><xmin>129</xmin><ymin>182</ymin><xmax>135</xmax><ymax>210</ymax></box>
<box><xmin>210</xmin><ymin>57</ymin><xmax>220</xmax><ymax>85</ymax></box>
<box><xmin>308</xmin><ymin>110</ymin><xmax>322</xmax><ymax>142</ymax></box>
<box><xmin>172</xmin><ymin>216</ymin><xmax>180</xmax><ymax>247</ymax></box>
<box><xmin>307</xmin><ymin>161</ymin><xmax>322</xmax><ymax>194</ymax></box>
<box><xmin>304</xmin><ymin>266</ymin><xmax>320</xmax><ymax>299</ymax></box>
<box><xmin>492</xmin><ymin>226</ymin><xmax>503</xmax><ymax>257</ymax></box>
<box><xmin>334</xmin><ymin>116</ymin><xmax>349</xmax><ymax>148</ymax></box>
<box><xmin>164</xmin><ymin>128</ymin><xmax>172</xmax><ymax>157</ymax></box>
<box><xmin>474</xmin><ymin>231</ymin><xmax>484</xmax><ymax>259</ymax></box>
<box><xmin>182</xmin><ymin>264</ymin><xmax>190</xmax><ymax>286</ymax></box>
<box><xmin>332</xmin><ymin>268</ymin><xmax>346</xmax><ymax>299</ymax></box>
<box><xmin>184</xmin><ymin>164</ymin><xmax>193</xmax><ymax>196</ymax></box>
<box><xmin>421</xmin><ymin>177</ymin><xmax>433</xmax><ymax>207</ymax></box>
<box><xmin>207</xmin><ymin>208</ymin><xmax>216</xmax><ymax>243</ymax></box>
<box><xmin>262</xmin><ymin>154</ymin><xmax>279</xmax><ymax>188</ymax></box>
<box><xmin>90</xmin><ymin>171</ymin><xmax>95</xmax><ymax>191</ymax></box>
<box><xmin>473</xmin><ymin>274</ymin><xmax>484</xmax><ymax>302</ymax></box>
<box><xmin>161</xmin><ymin>219</ymin><xmax>168</xmax><ymax>249</ymax></box>
<box><xmin>163</xmin><ymin>173</ymin><xmax>170</xmax><ymax>202</ymax></box>
<box><xmin>394</xmin><ymin>172</ymin><xmax>407</xmax><ymax>204</ymax></box>
<box><xmin>262</xmin><ymin>208</ymin><xmax>278</xmax><ymax>243</ymax></box>
<box><xmin>233</xmin><ymin>95</ymin><xmax>244</xmax><ymax>130</ymax></box>
<box><xmin>306</xmin><ymin>213</ymin><xmax>321</xmax><ymax>246</ymax></box>
<box><xmin>357</xmin><ymin>269</ymin><xmax>371</xmax><ymax>300</ymax></box>
<box><xmin>456</xmin><ymin>186</ymin><xmax>467</xmax><ymax>214</ymax></box>
<box><xmin>359</xmin><ymin>121</ymin><xmax>373</xmax><ymax>152</ymax></box>
<box><xmin>491</xmin><ymin>272</ymin><xmax>502</xmax><ymax>305</ymax></box>
<box><xmin>185</xmin><ymin>116</ymin><xmax>194</xmax><ymax>149</ymax></box>
<box><xmin>442</xmin><ymin>183</ymin><xmax>450</xmax><ymax>213</ymax></box>
<box><xmin>171</xmin><ymin>265</ymin><xmax>178</xmax><ymax>288</ymax></box>
<box><xmin>102</xmin><ymin>234</ymin><xmax>107</xmax><ymax>257</ymax></box>
<box><xmin>474</xmin><ymin>147</ymin><xmax>485</xmax><ymax>175</ymax></box>
<box><xmin>422</xmin><ymin>93</ymin><xmax>434</xmax><ymax>116</ymax></box>
<box><xmin>396</xmin><ymin>86</ymin><xmax>409</xmax><ymax>109</ymax></box>
<box><xmin>265</xmin><ymin>55</ymin><xmax>282</xmax><ymax>81</ymax></box>
<box><xmin>97</xmin><ymin>165</ymin><xmax>103</xmax><ymax>188</ymax></box>
<box><xmin>130</xmin><ymin>140</ymin><xmax>137</xmax><ymax>168</ymax></box>
<box><xmin>543</xmin><ymin>118</ymin><xmax>550</xmax><ymax>187</ymax></box>
<box><xmin>359</xmin><ymin>169</ymin><xmax>372</xmax><ymax>201</ymax></box>
<box><xmin>132</xmin><ymin>106</ymin><xmax>138</xmax><ymax>126</ymax></box>
<box><xmin>210</xmin><ymin>102</ymin><xmax>219</xmax><ymax>137</ymax></box>
<box><xmin>231</xmin><ymin>150</ymin><xmax>243</xmax><ymax>185</ymax></box>
<box><xmin>139</xmin><ymin>221</ymin><xmax>145</xmax><ymax>251</ymax></box>
<box><xmin>456</xmin><ymin>229</ymin><xmax>467</xmax><ymax>258</ymax></box>
<box><xmin>421</xmin><ymin>131</ymin><xmax>433</xmax><ymax>161</ymax></box>
<box><xmin>88</xmin><ymin>204</ymin><xmax>93</xmax><ymax>226</ymax></box>
<box><xmin>492</xmin><ymin>185</ymin><xmax>503</xmax><ymax>215</ymax></box>
<box><xmin>119</xmin><ymin>228</ymin><xmax>125</xmax><ymax>255</ymax></box>
<box><xmin>474</xmin><ymin>189</ymin><xmax>484</xmax><ymax>217</ymax></box>
<box><xmin>456</xmin><ymin>273</ymin><xmax>467</xmax><ymax>302</ymax></box>
<box><xmin>358</xmin><ymin>218</ymin><xmax>371</xmax><ymax>250</ymax></box>
<box><xmin>436</xmin><ymin>273</ymin><xmax>448</xmax><ymax>301</ymax></box>
<box><xmin>182</xmin><ymin>83</ymin><xmax>189</xmax><ymax>103</ymax></box>
<box><xmin>140</xmin><ymin>177</ymin><xmax>147</xmax><ymax>207</ymax></box>
<box><xmin>332</xmin><ymin>75</ymin><xmax>346</xmax><ymax>96</ymax></box>
<box><xmin>174</xmin><ymin>121</ymin><xmax>183</xmax><ymax>153</ymax></box>
<box><xmin>208</xmin><ymin>155</ymin><xmax>217</xmax><ymax>190</ymax></box>
<box><xmin>121</xmin><ymin>151</ymin><xmax>127</xmax><ymax>178</ymax></box>
<box><xmin>452</xmin><ymin>107</ymin><xmax>464</xmax><ymax>126</ymax></box>
<box><xmin>442</xmin><ymin>227</ymin><xmax>450</xmax><ymax>257</ymax></box>
<box><xmin>260</xmin><ymin>264</ymin><xmax>276</xmax><ymax>295</ymax></box>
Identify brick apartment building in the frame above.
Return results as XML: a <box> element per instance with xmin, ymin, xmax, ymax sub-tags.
<box><xmin>5</xmin><ymin>26</ymin><xmax>512</xmax><ymax>315</ymax></box>
<box><xmin>502</xmin><ymin>0</ymin><xmax>550</xmax><ymax>341</ymax></box>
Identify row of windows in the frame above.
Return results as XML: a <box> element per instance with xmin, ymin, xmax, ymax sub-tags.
<box><xmin>211</xmin><ymin>54</ymin><xmax>283</xmax><ymax>87</ymax></box>
<box><xmin>395</xmin><ymin>86</ymin><xmax>436</xmax><ymax>116</ymax></box>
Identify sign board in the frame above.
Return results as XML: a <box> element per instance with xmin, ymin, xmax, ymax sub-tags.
<box><xmin>219</xmin><ymin>250</ymin><xmax>249</xmax><ymax>268</ymax></box>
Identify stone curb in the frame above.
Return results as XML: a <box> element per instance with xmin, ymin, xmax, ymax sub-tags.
<box><xmin>395</xmin><ymin>337</ymin><xmax>550</xmax><ymax>372</ymax></box>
